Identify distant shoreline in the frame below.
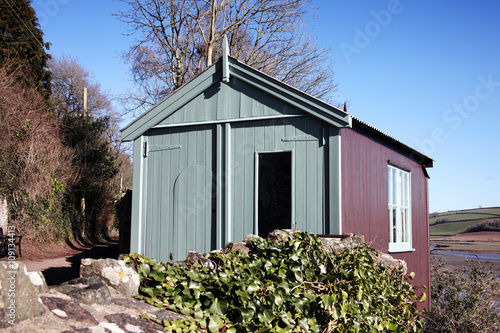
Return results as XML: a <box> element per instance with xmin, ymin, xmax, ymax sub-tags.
<box><xmin>430</xmin><ymin>231</ymin><xmax>500</xmax><ymax>254</ymax></box>
<box><xmin>429</xmin><ymin>231</ymin><xmax>500</xmax><ymax>277</ymax></box>
<box><xmin>430</xmin><ymin>252</ymin><xmax>500</xmax><ymax>277</ymax></box>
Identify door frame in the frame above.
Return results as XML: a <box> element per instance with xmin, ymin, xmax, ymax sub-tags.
<box><xmin>254</xmin><ymin>149</ymin><xmax>296</xmax><ymax>236</ymax></box>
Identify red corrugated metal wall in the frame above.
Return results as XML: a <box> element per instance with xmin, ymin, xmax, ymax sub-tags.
<box><xmin>341</xmin><ymin>126</ymin><xmax>431</xmax><ymax>310</ymax></box>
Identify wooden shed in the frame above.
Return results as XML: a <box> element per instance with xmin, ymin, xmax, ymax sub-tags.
<box><xmin>121</xmin><ymin>44</ymin><xmax>432</xmax><ymax>308</ymax></box>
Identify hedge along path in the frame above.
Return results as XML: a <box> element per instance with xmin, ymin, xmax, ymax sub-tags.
<box><xmin>126</xmin><ymin>232</ymin><xmax>425</xmax><ymax>332</ymax></box>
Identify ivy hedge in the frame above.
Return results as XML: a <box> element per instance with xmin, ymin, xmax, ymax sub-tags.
<box><xmin>125</xmin><ymin>232</ymin><xmax>424</xmax><ymax>332</ymax></box>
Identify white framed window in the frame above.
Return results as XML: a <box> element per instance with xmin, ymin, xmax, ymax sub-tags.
<box><xmin>388</xmin><ymin>164</ymin><xmax>414</xmax><ymax>252</ymax></box>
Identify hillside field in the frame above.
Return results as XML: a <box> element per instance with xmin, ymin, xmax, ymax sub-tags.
<box><xmin>429</xmin><ymin>207</ymin><xmax>500</xmax><ymax>236</ymax></box>
<box><xmin>429</xmin><ymin>207</ymin><xmax>500</xmax><ymax>254</ymax></box>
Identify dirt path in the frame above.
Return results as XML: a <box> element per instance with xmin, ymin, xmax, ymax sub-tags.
<box><xmin>21</xmin><ymin>241</ymin><xmax>119</xmax><ymax>285</ymax></box>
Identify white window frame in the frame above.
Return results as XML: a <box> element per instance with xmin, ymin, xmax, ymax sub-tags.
<box><xmin>388</xmin><ymin>164</ymin><xmax>414</xmax><ymax>253</ymax></box>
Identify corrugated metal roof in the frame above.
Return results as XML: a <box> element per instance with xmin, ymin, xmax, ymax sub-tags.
<box><xmin>350</xmin><ymin>116</ymin><xmax>433</xmax><ymax>168</ymax></box>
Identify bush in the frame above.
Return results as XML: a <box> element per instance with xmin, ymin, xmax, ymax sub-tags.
<box><xmin>465</xmin><ymin>219</ymin><xmax>500</xmax><ymax>233</ymax></box>
<box><xmin>433</xmin><ymin>218</ymin><xmax>451</xmax><ymax>225</ymax></box>
<box><xmin>429</xmin><ymin>212</ymin><xmax>440</xmax><ymax>219</ymax></box>
<box><xmin>424</xmin><ymin>258</ymin><xmax>500</xmax><ymax>332</ymax></box>
<box><xmin>127</xmin><ymin>232</ymin><xmax>424</xmax><ymax>332</ymax></box>
<box><xmin>0</xmin><ymin>64</ymin><xmax>76</xmax><ymax>242</ymax></box>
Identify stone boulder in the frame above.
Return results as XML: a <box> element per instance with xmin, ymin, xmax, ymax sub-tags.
<box><xmin>111</xmin><ymin>297</ymin><xmax>189</xmax><ymax>322</ymax></box>
<box><xmin>0</xmin><ymin>261</ymin><xmax>45</xmax><ymax>328</ymax></box>
<box><xmin>267</xmin><ymin>229</ymin><xmax>299</xmax><ymax>241</ymax></box>
<box><xmin>103</xmin><ymin>313</ymin><xmax>166</xmax><ymax>332</ymax></box>
<box><xmin>80</xmin><ymin>258</ymin><xmax>139</xmax><ymax>296</ymax></box>
<box><xmin>185</xmin><ymin>250</ymin><xmax>216</xmax><ymax>269</ymax></box>
<box><xmin>372</xmin><ymin>249</ymin><xmax>407</xmax><ymax>275</ymax></box>
<box><xmin>243</xmin><ymin>234</ymin><xmax>263</xmax><ymax>242</ymax></box>
<box><xmin>225</xmin><ymin>242</ymin><xmax>253</xmax><ymax>255</ymax></box>
<box><xmin>266</xmin><ymin>229</ymin><xmax>406</xmax><ymax>274</ymax></box>
<box><xmin>53</xmin><ymin>276</ymin><xmax>111</xmax><ymax>305</ymax></box>
<box><xmin>26</xmin><ymin>270</ymin><xmax>48</xmax><ymax>293</ymax></box>
<box><xmin>316</xmin><ymin>233</ymin><xmax>406</xmax><ymax>273</ymax></box>
<box><xmin>318</xmin><ymin>233</ymin><xmax>365</xmax><ymax>253</ymax></box>
<box><xmin>41</xmin><ymin>296</ymin><xmax>98</xmax><ymax>326</ymax></box>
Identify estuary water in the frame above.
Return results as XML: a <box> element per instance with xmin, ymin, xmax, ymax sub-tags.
<box><xmin>430</xmin><ymin>248</ymin><xmax>500</xmax><ymax>261</ymax></box>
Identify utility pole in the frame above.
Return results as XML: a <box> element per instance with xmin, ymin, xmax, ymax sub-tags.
<box><xmin>83</xmin><ymin>87</ymin><xmax>87</xmax><ymax>118</ymax></box>
<box><xmin>120</xmin><ymin>173</ymin><xmax>123</xmax><ymax>196</ymax></box>
<box><xmin>81</xmin><ymin>87</ymin><xmax>88</xmax><ymax>222</ymax></box>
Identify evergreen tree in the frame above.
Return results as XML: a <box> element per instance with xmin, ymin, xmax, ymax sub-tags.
<box><xmin>0</xmin><ymin>0</ymin><xmax>51</xmax><ymax>102</ymax></box>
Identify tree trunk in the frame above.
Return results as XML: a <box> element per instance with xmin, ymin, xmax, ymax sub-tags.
<box><xmin>206</xmin><ymin>0</ymin><xmax>218</xmax><ymax>67</ymax></box>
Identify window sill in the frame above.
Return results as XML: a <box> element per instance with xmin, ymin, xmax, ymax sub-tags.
<box><xmin>388</xmin><ymin>244</ymin><xmax>415</xmax><ymax>253</ymax></box>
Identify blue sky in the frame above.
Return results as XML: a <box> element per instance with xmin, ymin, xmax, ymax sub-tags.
<box><xmin>33</xmin><ymin>0</ymin><xmax>500</xmax><ymax>213</ymax></box>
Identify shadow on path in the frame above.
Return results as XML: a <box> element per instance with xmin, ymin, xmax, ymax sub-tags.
<box><xmin>42</xmin><ymin>241</ymin><xmax>119</xmax><ymax>285</ymax></box>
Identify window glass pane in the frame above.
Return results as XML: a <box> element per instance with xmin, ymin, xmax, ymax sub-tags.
<box><xmin>393</xmin><ymin>208</ymin><xmax>397</xmax><ymax>241</ymax></box>
<box><xmin>388</xmin><ymin>168</ymin><xmax>392</xmax><ymax>203</ymax></box>
<box><xmin>401</xmin><ymin>173</ymin><xmax>405</xmax><ymax>206</ymax></box>
<box><xmin>391</xmin><ymin>168</ymin><xmax>396</xmax><ymax>204</ymax></box>
<box><xmin>388</xmin><ymin>208</ymin><xmax>392</xmax><ymax>242</ymax></box>
<box><xmin>404</xmin><ymin>209</ymin><xmax>408</xmax><ymax>242</ymax></box>
<box><xmin>400</xmin><ymin>209</ymin><xmax>405</xmax><ymax>242</ymax></box>
<box><xmin>401</xmin><ymin>172</ymin><xmax>405</xmax><ymax>204</ymax></box>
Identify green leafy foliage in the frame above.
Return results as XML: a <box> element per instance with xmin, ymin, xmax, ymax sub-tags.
<box><xmin>127</xmin><ymin>232</ymin><xmax>423</xmax><ymax>332</ymax></box>
<box><xmin>61</xmin><ymin>115</ymin><xmax>119</xmax><ymax>241</ymax></box>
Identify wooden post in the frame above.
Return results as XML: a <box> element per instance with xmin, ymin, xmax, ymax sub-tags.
<box><xmin>83</xmin><ymin>87</ymin><xmax>87</xmax><ymax>118</ymax></box>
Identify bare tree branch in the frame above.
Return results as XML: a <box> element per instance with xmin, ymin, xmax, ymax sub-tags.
<box><xmin>115</xmin><ymin>0</ymin><xmax>337</xmax><ymax>115</ymax></box>
<box><xmin>0</xmin><ymin>62</ymin><xmax>75</xmax><ymax>202</ymax></box>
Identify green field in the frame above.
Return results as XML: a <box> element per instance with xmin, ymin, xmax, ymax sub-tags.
<box><xmin>429</xmin><ymin>207</ymin><xmax>500</xmax><ymax>237</ymax></box>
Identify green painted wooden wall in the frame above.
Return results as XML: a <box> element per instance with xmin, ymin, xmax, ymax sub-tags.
<box><xmin>131</xmin><ymin>77</ymin><xmax>342</xmax><ymax>262</ymax></box>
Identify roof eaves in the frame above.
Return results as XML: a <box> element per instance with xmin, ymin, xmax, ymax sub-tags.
<box><xmin>121</xmin><ymin>54</ymin><xmax>352</xmax><ymax>141</ymax></box>
<box><xmin>227</xmin><ymin>57</ymin><xmax>351</xmax><ymax>128</ymax></box>
<box><xmin>121</xmin><ymin>60</ymin><xmax>222</xmax><ymax>141</ymax></box>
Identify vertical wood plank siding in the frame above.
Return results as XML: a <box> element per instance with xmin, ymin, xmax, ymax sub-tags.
<box><xmin>341</xmin><ymin>126</ymin><xmax>430</xmax><ymax>309</ymax></box>
<box><xmin>230</xmin><ymin>117</ymin><xmax>325</xmax><ymax>242</ymax></box>
<box><xmin>138</xmin><ymin>76</ymin><xmax>333</xmax><ymax>262</ymax></box>
<box><xmin>143</xmin><ymin>125</ymin><xmax>216</xmax><ymax>261</ymax></box>
<box><xmin>157</xmin><ymin>79</ymin><xmax>303</xmax><ymax>127</ymax></box>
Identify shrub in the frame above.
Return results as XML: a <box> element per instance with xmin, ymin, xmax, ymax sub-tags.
<box><xmin>0</xmin><ymin>64</ymin><xmax>76</xmax><ymax>242</ymax></box>
<box><xmin>465</xmin><ymin>219</ymin><xmax>500</xmax><ymax>233</ymax></box>
<box><xmin>424</xmin><ymin>258</ymin><xmax>500</xmax><ymax>332</ymax></box>
<box><xmin>429</xmin><ymin>212</ymin><xmax>440</xmax><ymax>219</ymax></box>
<box><xmin>433</xmin><ymin>218</ymin><xmax>451</xmax><ymax>225</ymax></box>
<box><xmin>127</xmin><ymin>232</ymin><xmax>424</xmax><ymax>332</ymax></box>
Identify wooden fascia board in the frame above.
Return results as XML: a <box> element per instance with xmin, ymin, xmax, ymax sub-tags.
<box><xmin>228</xmin><ymin>59</ymin><xmax>351</xmax><ymax>129</ymax></box>
<box><xmin>121</xmin><ymin>63</ymin><xmax>222</xmax><ymax>141</ymax></box>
